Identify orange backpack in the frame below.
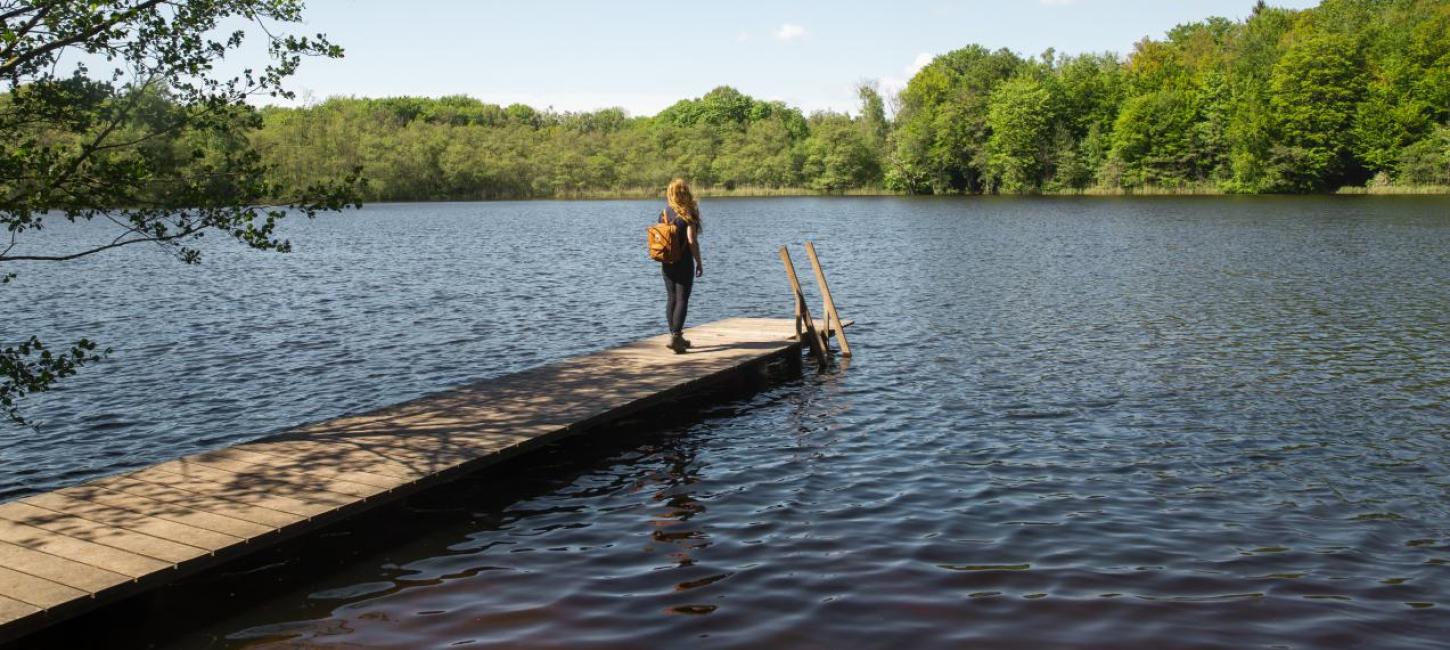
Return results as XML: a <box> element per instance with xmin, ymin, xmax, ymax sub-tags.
<box><xmin>647</xmin><ymin>210</ymin><xmax>682</xmax><ymax>263</ymax></box>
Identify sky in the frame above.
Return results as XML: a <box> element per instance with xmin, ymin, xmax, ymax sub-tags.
<box><xmin>258</xmin><ymin>0</ymin><xmax>1324</xmax><ymax>116</ymax></box>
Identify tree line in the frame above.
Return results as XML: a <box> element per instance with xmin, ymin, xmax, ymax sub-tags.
<box><xmin>3</xmin><ymin>0</ymin><xmax>1446</xmax><ymax>421</ymax></box>
<box><xmin>253</xmin><ymin>86</ymin><xmax>883</xmax><ymax>201</ymax></box>
<box><xmin>253</xmin><ymin>0</ymin><xmax>1449</xmax><ymax>200</ymax></box>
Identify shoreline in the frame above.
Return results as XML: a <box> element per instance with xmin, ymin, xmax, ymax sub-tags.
<box><xmin>1333</xmin><ymin>184</ymin><xmax>1450</xmax><ymax>195</ymax></box>
<box><xmin>350</xmin><ymin>184</ymin><xmax>1450</xmax><ymax>204</ymax></box>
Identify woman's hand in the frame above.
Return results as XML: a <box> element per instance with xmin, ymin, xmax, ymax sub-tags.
<box><xmin>695</xmin><ymin>261</ymin><xmax>704</xmax><ymax>278</ymax></box>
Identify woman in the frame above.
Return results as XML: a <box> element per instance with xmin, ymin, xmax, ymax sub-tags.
<box><xmin>661</xmin><ymin>178</ymin><xmax>703</xmax><ymax>353</ymax></box>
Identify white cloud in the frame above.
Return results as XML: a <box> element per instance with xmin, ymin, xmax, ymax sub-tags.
<box><xmin>775</xmin><ymin>24</ymin><xmax>807</xmax><ymax>41</ymax></box>
<box><xmin>735</xmin><ymin>31</ymin><xmax>751</xmax><ymax>42</ymax></box>
<box><xmin>907</xmin><ymin>52</ymin><xmax>934</xmax><ymax>76</ymax></box>
<box><xmin>879</xmin><ymin>52</ymin><xmax>935</xmax><ymax>98</ymax></box>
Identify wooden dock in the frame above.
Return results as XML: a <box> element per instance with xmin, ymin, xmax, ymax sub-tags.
<box><xmin>0</xmin><ymin>317</ymin><xmax>843</xmax><ymax>642</ymax></box>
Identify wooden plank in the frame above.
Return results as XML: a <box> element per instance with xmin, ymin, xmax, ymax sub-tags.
<box><xmin>0</xmin><ymin>541</ymin><xmax>130</xmax><ymax>593</ymax></box>
<box><xmin>183</xmin><ymin>450</ymin><xmax>405</xmax><ymax>491</ymax></box>
<box><xmin>0</xmin><ymin>566</ymin><xmax>87</xmax><ymax>609</ymax></box>
<box><xmin>0</xmin><ymin>594</ymin><xmax>39</xmax><ymax>626</ymax></box>
<box><xmin>94</xmin><ymin>472</ymin><xmax>326</xmax><ymax>520</ymax></box>
<box><xmin>283</xmin><ymin>439</ymin><xmax>476</xmax><ymax>471</ymax></box>
<box><xmin>221</xmin><ymin>445</ymin><xmax>425</xmax><ymax>481</ymax></box>
<box><xmin>804</xmin><ymin>242</ymin><xmax>852</xmax><ymax>357</ymax></box>
<box><xmin>95</xmin><ymin>477</ymin><xmax>298</xmax><ymax>529</ymax></box>
<box><xmin>239</xmin><ymin>438</ymin><xmax>476</xmax><ymax>479</ymax></box>
<box><xmin>0</xmin><ymin>503</ymin><xmax>204</xmax><ymax>564</ymax></box>
<box><xmin>17</xmin><ymin>493</ymin><xmax>243</xmax><ymax>552</ymax></box>
<box><xmin>137</xmin><ymin>463</ymin><xmax>362</xmax><ymax>509</ymax></box>
<box><xmin>50</xmin><ymin>485</ymin><xmax>273</xmax><ymax>540</ymax></box>
<box><xmin>149</xmin><ymin>459</ymin><xmax>385</xmax><ymax>502</ymax></box>
<box><xmin>127</xmin><ymin>468</ymin><xmax>336</xmax><ymax>517</ymax></box>
<box><xmin>298</xmin><ymin>431</ymin><xmax>531</xmax><ymax>463</ymax></box>
<box><xmin>0</xmin><ymin>519</ymin><xmax>168</xmax><ymax>578</ymax></box>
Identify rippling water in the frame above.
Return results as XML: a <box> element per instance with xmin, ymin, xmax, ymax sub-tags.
<box><xmin>5</xmin><ymin>197</ymin><xmax>1449</xmax><ymax>648</ymax></box>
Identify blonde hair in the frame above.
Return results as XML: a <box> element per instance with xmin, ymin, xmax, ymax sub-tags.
<box><xmin>666</xmin><ymin>178</ymin><xmax>701</xmax><ymax>233</ymax></box>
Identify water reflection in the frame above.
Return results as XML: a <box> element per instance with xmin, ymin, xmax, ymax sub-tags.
<box><xmin>5</xmin><ymin>197</ymin><xmax>1449</xmax><ymax>649</ymax></box>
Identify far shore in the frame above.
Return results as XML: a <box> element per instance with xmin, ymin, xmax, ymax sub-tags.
<box><xmin>353</xmin><ymin>184</ymin><xmax>1450</xmax><ymax>204</ymax></box>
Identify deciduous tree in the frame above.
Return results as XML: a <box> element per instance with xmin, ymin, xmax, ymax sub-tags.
<box><xmin>1</xmin><ymin>0</ymin><xmax>360</xmax><ymax>423</ymax></box>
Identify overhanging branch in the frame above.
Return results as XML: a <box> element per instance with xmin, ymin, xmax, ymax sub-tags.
<box><xmin>0</xmin><ymin>225</ymin><xmax>199</xmax><ymax>262</ymax></box>
<box><xmin>0</xmin><ymin>0</ymin><xmax>167</xmax><ymax>78</ymax></box>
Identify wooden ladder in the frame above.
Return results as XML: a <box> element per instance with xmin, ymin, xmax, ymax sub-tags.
<box><xmin>778</xmin><ymin>242</ymin><xmax>853</xmax><ymax>368</ymax></box>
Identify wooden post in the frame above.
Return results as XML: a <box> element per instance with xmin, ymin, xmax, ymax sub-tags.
<box><xmin>804</xmin><ymin>242</ymin><xmax>852</xmax><ymax>357</ymax></box>
<box><xmin>779</xmin><ymin>246</ymin><xmax>830</xmax><ymax>367</ymax></box>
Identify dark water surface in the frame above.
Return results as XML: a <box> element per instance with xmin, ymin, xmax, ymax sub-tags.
<box><xmin>4</xmin><ymin>197</ymin><xmax>1449</xmax><ymax>648</ymax></box>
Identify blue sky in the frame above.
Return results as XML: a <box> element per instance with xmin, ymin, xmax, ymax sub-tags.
<box><xmin>268</xmin><ymin>0</ymin><xmax>1323</xmax><ymax>116</ymax></box>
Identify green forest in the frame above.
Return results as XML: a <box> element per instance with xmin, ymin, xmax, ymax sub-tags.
<box><xmin>253</xmin><ymin>0</ymin><xmax>1450</xmax><ymax>200</ymax></box>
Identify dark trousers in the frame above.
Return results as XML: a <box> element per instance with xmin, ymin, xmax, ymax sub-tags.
<box><xmin>662</xmin><ymin>261</ymin><xmax>694</xmax><ymax>334</ymax></box>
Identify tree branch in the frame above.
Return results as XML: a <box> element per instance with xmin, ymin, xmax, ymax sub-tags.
<box><xmin>35</xmin><ymin>74</ymin><xmax>161</xmax><ymax>203</ymax></box>
<box><xmin>0</xmin><ymin>229</ymin><xmax>16</xmax><ymax>259</ymax></box>
<box><xmin>83</xmin><ymin>79</ymin><xmax>267</xmax><ymax>157</ymax></box>
<box><xmin>0</xmin><ymin>5</ymin><xmax>50</xmax><ymax>57</ymax></box>
<box><xmin>0</xmin><ymin>4</ymin><xmax>38</xmax><ymax>24</ymax></box>
<box><xmin>0</xmin><ymin>225</ymin><xmax>199</xmax><ymax>262</ymax></box>
<box><xmin>0</xmin><ymin>0</ymin><xmax>167</xmax><ymax>78</ymax></box>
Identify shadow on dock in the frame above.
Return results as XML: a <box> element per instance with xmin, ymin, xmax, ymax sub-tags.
<box><xmin>8</xmin><ymin>347</ymin><xmax>808</xmax><ymax>650</ymax></box>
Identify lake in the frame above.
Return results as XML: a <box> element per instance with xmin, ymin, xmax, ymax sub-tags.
<box><xmin>4</xmin><ymin>196</ymin><xmax>1449</xmax><ymax>648</ymax></box>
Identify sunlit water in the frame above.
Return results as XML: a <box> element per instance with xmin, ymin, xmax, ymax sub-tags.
<box><xmin>4</xmin><ymin>197</ymin><xmax>1449</xmax><ymax>648</ymax></box>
